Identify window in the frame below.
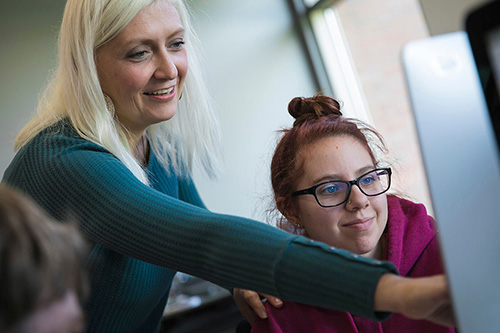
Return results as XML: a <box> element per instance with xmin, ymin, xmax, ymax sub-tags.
<box><xmin>290</xmin><ymin>0</ymin><xmax>434</xmax><ymax>212</ymax></box>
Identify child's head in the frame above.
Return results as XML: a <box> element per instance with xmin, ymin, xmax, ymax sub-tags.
<box><xmin>0</xmin><ymin>185</ymin><xmax>88</xmax><ymax>332</ymax></box>
<box><xmin>271</xmin><ymin>94</ymin><xmax>391</xmax><ymax>259</ymax></box>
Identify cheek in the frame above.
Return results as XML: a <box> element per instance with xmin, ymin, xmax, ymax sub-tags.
<box><xmin>299</xmin><ymin>204</ymin><xmax>341</xmax><ymax>230</ymax></box>
<box><xmin>102</xmin><ymin>65</ymin><xmax>149</xmax><ymax>96</ymax></box>
<box><xmin>373</xmin><ymin>196</ymin><xmax>388</xmax><ymax>224</ymax></box>
<box><xmin>175</xmin><ymin>52</ymin><xmax>189</xmax><ymax>82</ymax></box>
<box><xmin>118</xmin><ymin>70</ymin><xmax>149</xmax><ymax>93</ymax></box>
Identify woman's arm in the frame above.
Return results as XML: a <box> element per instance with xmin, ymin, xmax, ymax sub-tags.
<box><xmin>234</xmin><ymin>274</ymin><xmax>454</xmax><ymax>327</ymax></box>
<box><xmin>374</xmin><ymin>274</ymin><xmax>454</xmax><ymax>327</ymax></box>
<box><xmin>2</xmin><ymin>133</ymin><xmax>401</xmax><ymax>320</ymax></box>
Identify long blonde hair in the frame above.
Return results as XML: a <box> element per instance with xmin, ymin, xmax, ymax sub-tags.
<box><xmin>15</xmin><ymin>0</ymin><xmax>221</xmax><ymax>183</ymax></box>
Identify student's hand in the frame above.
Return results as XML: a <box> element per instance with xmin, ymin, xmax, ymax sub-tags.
<box><xmin>233</xmin><ymin>288</ymin><xmax>283</xmax><ymax>323</ymax></box>
<box><xmin>374</xmin><ymin>274</ymin><xmax>456</xmax><ymax>327</ymax></box>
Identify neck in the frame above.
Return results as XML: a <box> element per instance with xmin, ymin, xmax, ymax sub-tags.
<box><xmin>362</xmin><ymin>234</ymin><xmax>385</xmax><ymax>260</ymax></box>
<box><xmin>129</xmin><ymin>132</ymin><xmax>149</xmax><ymax>166</ymax></box>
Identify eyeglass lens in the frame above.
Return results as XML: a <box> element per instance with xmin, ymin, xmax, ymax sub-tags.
<box><xmin>316</xmin><ymin>169</ymin><xmax>390</xmax><ymax>207</ymax></box>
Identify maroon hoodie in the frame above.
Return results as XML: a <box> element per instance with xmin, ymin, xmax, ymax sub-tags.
<box><xmin>252</xmin><ymin>195</ymin><xmax>455</xmax><ymax>333</ymax></box>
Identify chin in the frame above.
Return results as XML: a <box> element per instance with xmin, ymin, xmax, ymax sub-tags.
<box><xmin>353</xmin><ymin>241</ymin><xmax>378</xmax><ymax>256</ymax></box>
<box><xmin>150</xmin><ymin>113</ymin><xmax>177</xmax><ymax>125</ymax></box>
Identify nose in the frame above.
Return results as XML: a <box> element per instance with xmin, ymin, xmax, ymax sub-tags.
<box><xmin>345</xmin><ymin>184</ymin><xmax>369</xmax><ymax>210</ymax></box>
<box><xmin>154</xmin><ymin>50</ymin><xmax>178</xmax><ymax>80</ymax></box>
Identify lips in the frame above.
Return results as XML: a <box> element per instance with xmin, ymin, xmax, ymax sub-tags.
<box><xmin>143</xmin><ymin>87</ymin><xmax>174</xmax><ymax>96</ymax></box>
<box><xmin>342</xmin><ymin>217</ymin><xmax>374</xmax><ymax>230</ymax></box>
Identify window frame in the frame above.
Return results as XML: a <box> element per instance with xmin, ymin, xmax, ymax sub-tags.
<box><xmin>287</xmin><ymin>0</ymin><xmax>372</xmax><ymax>123</ymax></box>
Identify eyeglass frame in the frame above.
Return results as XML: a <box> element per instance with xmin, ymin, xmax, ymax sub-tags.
<box><xmin>292</xmin><ymin>167</ymin><xmax>392</xmax><ymax>208</ymax></box>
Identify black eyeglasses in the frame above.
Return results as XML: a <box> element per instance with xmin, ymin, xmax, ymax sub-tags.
<box><xmin>292</xmin><ymin>168</ymin><xmax>392</xmax><ymax>208</ymax></box>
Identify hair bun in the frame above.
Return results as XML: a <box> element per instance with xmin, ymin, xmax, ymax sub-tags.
<box><xmin>288</xmin><ymin>93</ymin><xmax>342</xmax><ymax>125</ymax></box>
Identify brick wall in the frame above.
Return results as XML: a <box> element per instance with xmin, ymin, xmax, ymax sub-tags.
<box><xmin>335</xmin><ymin>0</ymin><xmax>434</xmax><ymax>213</ymax></box>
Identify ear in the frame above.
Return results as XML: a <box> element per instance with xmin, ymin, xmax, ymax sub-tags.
<box><xmin>276</xmin><ymin>196</ymin><xmax>300</xmax><ymax>225</ymax></box>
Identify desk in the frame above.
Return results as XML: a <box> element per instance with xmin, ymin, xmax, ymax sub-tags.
<box><xmin>161</xmin><ymin>273</ymin><xmax>245</xmax><ymax>333</ymax></box>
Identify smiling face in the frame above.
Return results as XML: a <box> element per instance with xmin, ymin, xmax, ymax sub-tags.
<box><xmin>290</xmin><ymin>135</ymin><xmax>388</xmax><ymax>259</ymax></box>
<box><xmin>96</xmin><ymin>0</ymin><xmax>187</xmax><ymax>138</ymax></box>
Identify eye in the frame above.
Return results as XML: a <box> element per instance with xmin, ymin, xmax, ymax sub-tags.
<box><xmin>318</xmin><ymin>182</ymin><xmax>343</xmax><ymax>196</ymax></box>
<box><xmin>360</xmin><ymin>174</ymin><xmax>376</xmax><ymax>186</ymax></box>
<box><xmin>171</xmin><ymin>40</ymin><xmax>185</xmax><ymax>50</ymax></box>
<box><xmin>128</xmin><ymin>50</ymin><xmax>148</xmax><ymax>59</ymax></box>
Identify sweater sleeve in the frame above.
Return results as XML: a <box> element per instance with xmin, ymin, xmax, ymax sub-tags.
<box><xmin>2</xmin><ymin>134</ymin><xmax>397</xmax><ymax>321</ymax></box>
<box><xmin>178</xmin><ymin>175</ymin><xmax>206</xmax><ymax>209</ymax></box>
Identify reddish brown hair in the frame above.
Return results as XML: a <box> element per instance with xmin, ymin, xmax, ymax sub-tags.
<box><xmin>271</xmin><ymin>93</ymin><xmax>387</xmax><ymax>230</ymax></box>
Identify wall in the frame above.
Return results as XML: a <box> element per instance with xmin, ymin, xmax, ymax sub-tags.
<box><xmin>0</xmin><ymin>0</ymin><xmax>66</xmax><ymax>176</ymax></box>
<box><xmin>334</xmin><ymin>0</ymin><xmax>433</xmax><ymax>211</ymax></box>
<box><xmin>188</xmin><ymin>0</ymin><xmax>317</xmax><ymax>220</ymax></box>
<box><xmin>0</xmin><ymin>0</ymin><xmax>316</xmax><ymax>222</ymax></box>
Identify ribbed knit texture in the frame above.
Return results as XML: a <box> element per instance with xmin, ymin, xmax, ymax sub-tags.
<box><xmin>2</xmin><ymin>120</ymin><xmax>397</xmax><ymax>332</ymax></box>
<box><xmin>252</xmin><ymin>196</ymin><xmax>454</xmax><ymax>333</ymax></box>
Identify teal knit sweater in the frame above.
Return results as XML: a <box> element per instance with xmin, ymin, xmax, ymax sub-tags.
<box><xmin>2</xmin><ymin>121</ymin><xmax>397</xmax><ymax>332</ymax></box>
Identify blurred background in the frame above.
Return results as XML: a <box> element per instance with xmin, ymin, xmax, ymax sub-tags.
<box><xmin>0</xmin><ymin>0</ymin><xmax>489</xmax><ymax>331</ymax></box>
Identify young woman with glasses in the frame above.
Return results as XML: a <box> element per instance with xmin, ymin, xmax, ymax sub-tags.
<box><xmin>234</xmin><ymin>94</ymin><xmax>455</xmax><ymax>333</ymax></box>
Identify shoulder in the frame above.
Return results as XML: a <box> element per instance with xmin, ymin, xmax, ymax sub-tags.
<box><xmin>385</xmin><ymin>195</ymin><xmax>442</xmax><ymax>275</ymax></box>
<box><xmin>385</xmin><ymin>196</ymin><xmax>437</xmax><ymax>251</ymax></box>
<box><xmin>10</xmin><ymin>120</ymin><xmax>109</xmax><ymax>165</ymax></box>
<box><xmin>387</xmin><ymin>195</ymin><xmax>434</xmax><ymax>228</ymax></box>
<box><xmin>24</xmin><ymin>120</ymin><xmax>113</xmax><ymax>162</ymax></box>
<box><xmin>4</xmin><ymin>120</ymin><xmax>125</xmax><ymax>189</ymax></box>
<box><xmin>387</xmin><ymin>195</ymin><xmax>427</xmax><ymax>214</ymax></box>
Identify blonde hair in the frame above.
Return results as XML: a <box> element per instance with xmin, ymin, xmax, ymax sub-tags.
<box><xmin>15</xmin><ymin>0</ymin><xmax>221</xmax><ymax>183</ymax></box>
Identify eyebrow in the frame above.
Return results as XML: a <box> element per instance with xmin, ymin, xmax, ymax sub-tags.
<box><xmin>121</xmin><ymin>27</ymin><xmax>185</xmax><ymax>48</ymax></box>
<box><xmin>311</xmin><ymin>165</ymin><xmax>375</xmax><ymax>185</ymax></box>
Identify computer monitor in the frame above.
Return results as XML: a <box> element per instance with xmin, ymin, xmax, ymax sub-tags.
<box><xmin>402</xmin><ymin>25</ymin><xmax>500</xmax><ymax>333</ymax></box>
